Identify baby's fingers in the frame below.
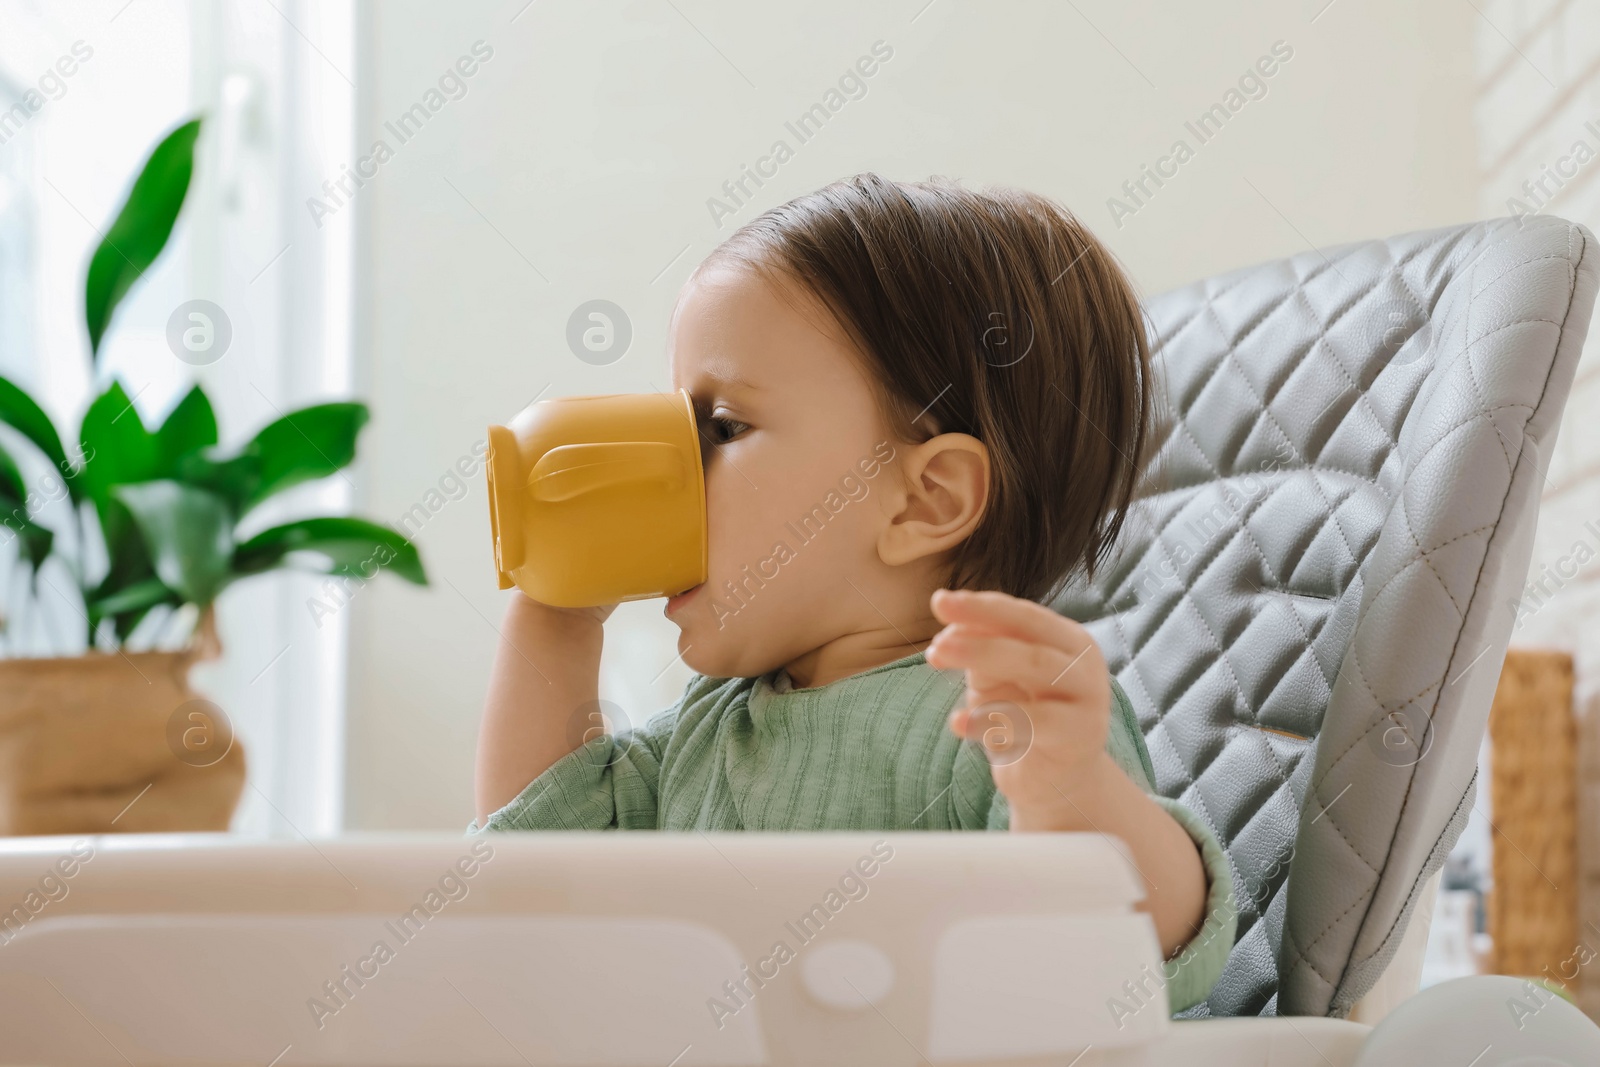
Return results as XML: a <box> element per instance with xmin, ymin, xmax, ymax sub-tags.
<box><xmin>926</xmin><ymin>627</ymin><xmax>1098</xmax><ymax>701</ymax></box>
<box><xmin>931</xmin><ymin>588</ymin><xmax>1087</xmax><ymax>653</ymax></box>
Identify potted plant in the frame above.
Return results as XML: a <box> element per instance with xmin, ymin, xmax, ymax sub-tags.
<box><xmin>0</xmin><ymin>117</ymin><xmax>426</xmax><ymax>835</ymax></box>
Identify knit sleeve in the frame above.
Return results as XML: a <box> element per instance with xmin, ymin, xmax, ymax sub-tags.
<box><xmin>1105</xmin><ymin>678</ymin><xmax>1157</xmax><ymax>791</ymax></box>
<box><xmin>466</xmin><ymin>705</ymin><xmax>678</xmax><ymax>833</ymax></box>
<box><xmin>1150</xmin><ymin>796</ymin><xmax>1236</xmax><ymax>1013</ymax></box>
<box><xmin>1108</xmin><ymin>678</ymin><xmax>1237</xmax><ymax>1013</ymax></box>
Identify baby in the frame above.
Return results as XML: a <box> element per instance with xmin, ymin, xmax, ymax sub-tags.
<box><xmin>471</xmin><ymin>174</ymin><xmax>1236</xmax><ymax>1013</ymax></box>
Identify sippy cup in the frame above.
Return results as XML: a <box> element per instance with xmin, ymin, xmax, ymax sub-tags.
<box><xmin>485</xmin><ymin>389</ymin><xmax>707</xmax><ymax>608</ymax></box>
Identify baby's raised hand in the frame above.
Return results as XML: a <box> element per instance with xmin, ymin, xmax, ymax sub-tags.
<box><xmin>926</xmin><ymin>589</ymin><xmax>1212</xmax><ymax>956</ymax></box>
<box><xmin>924</xmin><ymin>587</ymin><xmax>1113</xmax><ymax>822</ymax></box>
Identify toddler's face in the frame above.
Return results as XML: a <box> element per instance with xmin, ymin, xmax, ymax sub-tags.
<box><xmin>665</xmin><ymin>265</ymin><xmax>911</xmax><ymax>680</ymax></box>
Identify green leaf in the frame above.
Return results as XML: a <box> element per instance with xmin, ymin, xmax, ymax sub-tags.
<box><xmin>0</xmin><ymin>441</ymin><xmax>25</xmax><ymax>504</ymax></box>
<box><xmin>0</xmin><ymin>508</ymin><xmax>53</xmax><ymax>574</ymax></box>
<box><xmin>84</xmin><ymin>117</ymin><xmax>202</xmax><ymax>360</ymax></box>
<box><xmin>90</xmin><ymin>500</ymin><xmax>158</xmax><ymax>601</ymax></box>
<box><xmin>0</xmin><ymin>444</ymin><xmax>49</xmax><ymax>573</ymax></box>
<box><xmin>79</xmin><ymin>381</ymin><xmax>187</xmax><ymax>628</ymax></box>
<box><xmin>77</xmin><ymin>380</ymin><xmax>159</xmax><ymax>525</ymax></box>
<box><xmin>108</xmin><ymin>601</ymin><xmax>163</xmax><ymax>644</ymax></box>
<box><xmin>153</xmin><ymin>383</ymin><xmax>218</xmax><ymax>475</ymax></box>
<box><xmin>113</xmin><ymin>481</ymin><xmax>232</xmax><ymax>605</ymax></box>
<box><xmin>186</xmin><ymin>402</ymin><xmax>369</xmax><ymax>515</ymax></box>
<box><xmin>17</xmin><ymin>521</ymin><xmax>52</xmax><ymax>573</ymax></box>
<box><xmin>88</xmin><ymin>576</ymin><xmax>178</xmax><ymax>618</ymax></box>
<box><xmin>0</xmin><ymin>374</ymin><xmax>69</xmax><ymax>475</ymax></box>
<box><xmin>87</xmin><ymin>541</ymin><xmax>167</xmax><ymax>643</ymax></box>
<box><xmin>234</xmin><ymin>517</ymin><xmax>427</xmax><ymax>586</ymax></box>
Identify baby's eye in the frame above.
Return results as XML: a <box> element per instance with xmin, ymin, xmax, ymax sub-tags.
<box><xmin>701</xmin><ymin>415</ymin><xmax>749</xmax><ymax>447</ymax></box>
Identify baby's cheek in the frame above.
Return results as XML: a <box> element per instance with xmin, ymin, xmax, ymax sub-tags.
<box><xmin>701</xmin><ymin>474</ymin><xmax>764</xmax><ymax>590</ymax></box>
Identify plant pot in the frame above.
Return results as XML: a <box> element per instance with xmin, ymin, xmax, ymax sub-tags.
<box><xmin>0</xmin><ymin>640</ymin><xmax>245</xmax><ymax>835</ymax></box>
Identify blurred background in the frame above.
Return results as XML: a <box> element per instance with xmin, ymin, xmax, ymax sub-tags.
<box><xmin>1</xmin><ymin>0</ymin><xmax>1597</xmax><ymax>1015</ymax></box>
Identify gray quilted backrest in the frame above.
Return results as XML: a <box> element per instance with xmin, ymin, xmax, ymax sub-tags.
<box><xmin>1050</xmin><ymin>215</ymin><xmax>1599</xmax><ymax>1018</ymax></box>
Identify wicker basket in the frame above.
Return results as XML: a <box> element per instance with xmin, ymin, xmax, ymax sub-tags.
<box><xmin>0</xmin><ymin>624</ymin><xmax>245</xmax><ymax>835</ymax></box>
<box><xmin>1487</xmin><ymin>647</ymin><xmax>1578</xmax><ymax>978</ymax></box>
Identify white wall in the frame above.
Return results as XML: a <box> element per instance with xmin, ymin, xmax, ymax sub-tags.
<box><xmin>345</xmin><ymin>0</ymin><xmax>1480</xmax><ymax>829</ymax></box>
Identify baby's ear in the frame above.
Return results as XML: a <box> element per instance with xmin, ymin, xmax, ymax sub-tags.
<box><xmin>876</xmin><ymin>433</ymin><xmax>990</xmax><ymax>567</ymax></box>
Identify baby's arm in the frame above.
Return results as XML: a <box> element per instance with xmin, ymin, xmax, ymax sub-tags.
<box><xmin>926</xmin><ymin>589</ymin><xmax>1209</xmax><ymax>958</ymax></box>
<box><xmin>1012</xmin><ymin>751</ymin><xmax>1208</xmax><ymax>957</ymax></box>
<box><xmin>474</xmin><ymin>594</ymin><xmax>612</xmax><ymax>823</ymax></box>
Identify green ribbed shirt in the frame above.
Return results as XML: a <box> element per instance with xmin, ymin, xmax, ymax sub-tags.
<box><xmin>471</xmin><ymin>647</ymin><xmax>1236</xmax><ymax>1012</ymax></box>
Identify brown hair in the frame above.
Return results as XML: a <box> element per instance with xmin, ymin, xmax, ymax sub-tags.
<box><xmin>702</xmin><ymin>173</ymin><xmax>1159</xmax><ymax>603</ymax></box>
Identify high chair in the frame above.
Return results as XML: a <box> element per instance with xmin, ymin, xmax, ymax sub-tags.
<box><xmin>0</xmin><ymin>213</ymin><xmax>1596</xmax><ymax>1066</ymax></box>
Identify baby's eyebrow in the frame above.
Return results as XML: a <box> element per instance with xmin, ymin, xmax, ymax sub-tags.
<box><xmin>696</xmin><ymin>369</ymin><xmax>761</xmax><ymax>394</ymax></box>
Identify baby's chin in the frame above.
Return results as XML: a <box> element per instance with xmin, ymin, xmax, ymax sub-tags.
<box><xmin>673</xmin><ymin>624</ymin><xmax>784</xmax><ymax>682</ymax></box>
<box><xmin>676</xmin><ymin>637</ymin><xmax>751</xmax><ymax>681</ymax></box>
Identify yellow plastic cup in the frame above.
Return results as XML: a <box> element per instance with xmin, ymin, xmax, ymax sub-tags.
<box><xmin>485</xmin><ymin>389</ymin><xmax>707</xmax><ymax>608</ymax></box>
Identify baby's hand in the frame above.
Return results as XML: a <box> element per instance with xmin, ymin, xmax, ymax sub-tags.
<box><xmin>925</xmin><ymin>588</ymin><xmax>1112</xmax><ymax>821</ymax></box>
<box><xmin>926</xmin><ymin>589</ymin><xmax>1212</xmax><ymax>958</ymax></box>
